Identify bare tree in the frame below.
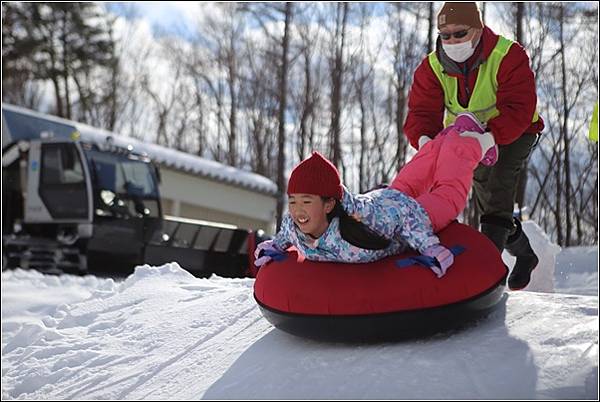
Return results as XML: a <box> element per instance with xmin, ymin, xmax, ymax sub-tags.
<box><xmin>275</xmin><ymin>3</ymin><xmax>293</xmax><ymax>229</ymax></box>
<box><xmin>2</xmin><ymin>3</ymin><xmax>116</xmax><ymax>120</ymax></box>
<box><xmin>291</xmin><ymin>5</ymin><xmax>324</xmax><ymax>163</ymax></box>
<box><xmin>189</xmin><ymin>3</ymin><xmax>246</xmax><ymax>165</ymax></box>
<box><xmin>237</xmin><ymin>2</ymin><xmax>295</xmax><ymax>228</ymax></box>
<box><xmin>527</xmin><ymin>3</ymin><xmax>598</xmax><ymax>245</ymax></box>
<box><xmin>388</xmin><ymin>3</ymin><xmax>428</xmax><ymax>172</ymax></box>
<box><xmin>513</xmin><ymin>2</ymin><xmax>529</xmax><ymax>217</ymax></box>
<box><xmin>351</xmin><ymin>4</ymin><xmax>383</xmax><ymax>192</ymax></box>
<box><xmin>6</xmin><ymin>2</ymin><xmax>597</xmax><ymax>244</ymax></box>
<box><xmin>427</xmin><ymin>2</ymin><xmax>435</xmax><ymax>54</ymax></box>
<box><xmin>328</xmin><ymin>2</ymin><xmax>349</xmax><ymax>168</ymax></box>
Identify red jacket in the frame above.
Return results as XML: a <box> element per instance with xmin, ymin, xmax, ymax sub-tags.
<box><xmin>404</xmin><ymin>26</ymin><xmax>545</xmax><ymax>149</ymax></box>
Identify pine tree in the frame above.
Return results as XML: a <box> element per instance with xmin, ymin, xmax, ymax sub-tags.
<box><xmin>2</xmin><ymin>3</ymin><xmax>116</xmax><ymax>121</ymax></box>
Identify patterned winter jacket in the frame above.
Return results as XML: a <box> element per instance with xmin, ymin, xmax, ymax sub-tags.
<box><xmin>271</xmin><ymin>187</ymin><xmax>440</xmax><ymax>263</ymax></box>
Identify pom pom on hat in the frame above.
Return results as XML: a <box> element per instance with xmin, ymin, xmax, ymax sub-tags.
<box><xmin>287</xmin><ymin>151</ymin><xmax>343</xmax><ymax>200</ymax></box>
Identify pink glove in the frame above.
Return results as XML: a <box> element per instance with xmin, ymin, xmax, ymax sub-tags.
<box><xmin>254</xmin><ymin>240</ymin><xmax>280</xmax><ymax>268</ymax></box>
<box><xmin>422</xmin><ymin>244</ymin><xmax>454</xmax><ymax>278</ymax></box>
<box><xmin>480</xmin><ymin>144</ymin><xmax>498</xmax><ymax>166</ymax></box>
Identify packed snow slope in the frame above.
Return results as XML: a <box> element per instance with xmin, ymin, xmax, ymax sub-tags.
<box><xmin>2</xmin><ymin>221</ymin><xmax>598</xmax><ymax>399</ymax></box>
<box><xmin>2</xmin><ymin>259</ymin><xmax>598</xmax><ymax>400</ymax></box>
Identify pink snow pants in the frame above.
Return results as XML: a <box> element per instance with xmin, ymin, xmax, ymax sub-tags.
<box><xmin>390</xmin><ymin>130</ymin><xmax>482</xmax><ymax>232</ymax></box>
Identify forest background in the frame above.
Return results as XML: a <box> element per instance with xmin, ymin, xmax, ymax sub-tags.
<box><xmin>2</xmin><ymin>2</ymin><xmax>598</xmax><ymax>246</ymax></box>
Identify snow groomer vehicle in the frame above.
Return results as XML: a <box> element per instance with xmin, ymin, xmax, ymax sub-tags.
<box><xmin>2</xmin><ymin>104</ymin><xmax>275</xmax><ymax>277</ymax></box>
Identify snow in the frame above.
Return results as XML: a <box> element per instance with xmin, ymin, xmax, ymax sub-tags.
<box><xmin>502</xmin><ymin>220</ymin><xmax>562</xmax><ymax>294</ymax></box>
<box><xmin>555</xmin><ymin>247</ymin><xmax>599</xmax><ymax>297</ymax></box>
<box><xmin>2</xmin><ymin>225</ymin><xmax>598</xmax><ymax>399</ymax></box>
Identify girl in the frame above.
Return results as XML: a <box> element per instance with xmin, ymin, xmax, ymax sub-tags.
<box><xmin>255</xmin><ymin>113</ymin><xmax>495</xmax><ymax>278</ymax></box>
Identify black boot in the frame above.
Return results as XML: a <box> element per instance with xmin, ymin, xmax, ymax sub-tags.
<box><xmin>480</xmin><ymin>216</ymin><xmax>515</xmax><ymax>287</ymax></box>
<box><xmin>505</xmin><ymin>219</ymin><xmax>539</xmax><ymax>290</ymax></box>
<box><xmin>480</xmin><ymin>216</ymin><xmax>515</xmax><ymax>252</ymax></box>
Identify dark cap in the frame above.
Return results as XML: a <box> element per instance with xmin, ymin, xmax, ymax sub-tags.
<box><xmin>437</xmin><ymin>2</ymin><xmax>484</xmax><ymax>29</ymax></box>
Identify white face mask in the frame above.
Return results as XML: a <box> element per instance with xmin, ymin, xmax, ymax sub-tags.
<box><xmin>442</xmin><ymin>38</ymin><xmax>478</xmax><ymax>63</ymax></box>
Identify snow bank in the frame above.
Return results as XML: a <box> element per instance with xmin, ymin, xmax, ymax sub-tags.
<box><xmin>500</xmin><ymin>220</ymin><xmax>598</xmax><ymax>296</ymax></box>
<box><xmin>1</xmin><ymin>269</ymin><xmax>117</xmax><ymax>331</ymax></box>
<box><xmin>2</xmin><ymin>264</ymin><xmax>268</xmax><ymax>400</ymax></box>
<box><xmin>555</xmin><ymin>247</ymin><xmax>599</xmax><ymax>296</ymax></box>
<box><xmin>2</xmin><ymin>263</ymin><xmax>598</xmax><ymax>400</ymax></box>
<box><xmin>502</xmin><ymin>220</ymin><xmax>562</xmax><ymax>293</ymax></box>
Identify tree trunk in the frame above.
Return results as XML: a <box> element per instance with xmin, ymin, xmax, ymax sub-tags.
<box><xmin>427</xmin><ymin>2</ymin><xmax>434</xmax><ymax>53</ymax></box>
<box><xmin>514</xmin><ymin>2</ymin><xmax>528</xmax><ymax>219</ymax></box>
<box><xmin>358</xmin><ymin>86</ymin><xmax>367</xmax><ymax>192</ymax></box>
<box><xmin>396</xmin><ymin>76</ymin><xmax>407</xmax><ymax>169</ymax></box>
<box><xmin>228</xmin><ymin>56</ymin><xmax>237</xmax><ymax>167</ymax></box>
<box><xmin>329</xmin><ymin>2</ymin><xmax>348</xmax><ymax>169</ymax></box>
<box><xmin>51</xmin><ymin>75</ymin><xmax>64</xmax><ymax>118</ymax></box>
<box><xmin>481</xmin><ymin>2</ymin><xmax>487</xmax><ymax>24</ymax></box>
<box><xmin>559</xmin><ymin>4</ymin><xmax>572</xmax><ymax>246</ymax></box>
<box><xmin>298</xmin><ymin>48</ymin><xmax>312</xmax><ymax>162</ymax></box>
<box><xmin>107</xmin><ymin>45</ymin><xmax>119</xmax><ymax>131</ymax></box>
<box><xmin>276</xmin><ymin>2</ymin><xmax>292</xmax><ymax>230</ymax></box>
<box><xmin>61</xmin><ymin>13</ymin><xmax>72</xmax><ymax>120</ymax></box>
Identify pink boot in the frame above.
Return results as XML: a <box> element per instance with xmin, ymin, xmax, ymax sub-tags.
<box><xmin>454</xmin><ymin>112</ymin><xmax>498</xmax><ymax>166</ymax></box>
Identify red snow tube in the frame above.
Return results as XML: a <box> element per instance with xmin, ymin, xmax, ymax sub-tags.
<box><xmin>254</xmin><ymin>222</ymin><xmax>508</xmax><ymax>341</ymax></box>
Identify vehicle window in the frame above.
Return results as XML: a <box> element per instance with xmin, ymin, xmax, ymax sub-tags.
<box><xmin>87</xmin><ymin>150</ymin><xmax>161</xmax><ymax>218</ymax></box>
<box><xmin>41</xmin><ymin>144</ymin><xmax>84</xmax><ymax>185</ymax></box>
<box><xmin>121</xmin><ymin>161</ymin><xmax>157</xmax><ymax>197</ymax></box>
<box><xmin>88</xmin><ymin>151</ymin><xmax>158</xmax><ymax>198</ymax></box>
<box><xmin>92</xmin><ymin>156</ymin><xmax>118</xmax><ymax>193</ymax></box>
<box><xmin>39</xmin><ymin>143</ymin><xmax>88</xmax><ymax>219</ymax></box>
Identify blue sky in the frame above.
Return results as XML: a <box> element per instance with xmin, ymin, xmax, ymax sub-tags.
<box><xmin>105</xmin><ymin>2</ymin><xmax>198</xmax><ymax>37</ymax></box>
<box><xmin>104</xmin><ymin>2</ymin><xmax>397</xmax><ymax>40</ymax></box>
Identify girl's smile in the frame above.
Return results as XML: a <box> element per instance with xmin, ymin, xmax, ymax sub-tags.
<box><xmin>288</xmin><ymin>194</ymin><xmax>335</xmax><ymax>238</ymax></box>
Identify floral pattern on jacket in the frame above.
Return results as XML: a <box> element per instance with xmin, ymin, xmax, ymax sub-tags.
<box><xmin>271</xmin><ymin>187</ymin><xmax>440</xmax><ymax>263</ymax></box>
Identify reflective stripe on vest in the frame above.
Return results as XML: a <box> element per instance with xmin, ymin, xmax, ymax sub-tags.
<box><xmin>428</xmin><ymin>36</ymin><xmax>539</xmax><ymax>127</ymax></box>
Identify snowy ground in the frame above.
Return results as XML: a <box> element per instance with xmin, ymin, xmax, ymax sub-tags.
<box><xmin>2</xmin><ymin>222</ymin><xmax>598</xmax><ymax>400</ymax></box>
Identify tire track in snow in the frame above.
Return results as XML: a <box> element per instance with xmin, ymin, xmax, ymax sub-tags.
<box><xmin>130</xmin><ymin>306</ymin><xmax>271</xmax><ymax>399</ymax></box>
<box><xmin>111</xmin><ymin>305</ymin><xmax>261</xmax><ymax>399</ymax></box>
<box><xmin>47</xmin><ymin>281</ymin><xmax>267</xmax><ymax>399</ymax></box>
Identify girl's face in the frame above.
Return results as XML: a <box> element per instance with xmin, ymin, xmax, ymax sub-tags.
<box><xmin>288</xmin><ymin>194</ymin><xmax>335</xmax><ymax>238</ymax></box>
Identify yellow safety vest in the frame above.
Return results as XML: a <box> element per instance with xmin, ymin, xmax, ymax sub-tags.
<box><xmin>428</xmin><ymin>36</ymin><xmax>539</xmax><ymax>127</ymax></box>
<box><xmin>589</xmin><ymin>102</ymin><xmax>598</xmax><ymax>142</ymax></box>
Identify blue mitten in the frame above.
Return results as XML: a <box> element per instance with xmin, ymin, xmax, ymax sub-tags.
<box><xmin>254</xmin><ymin>240</ymin><xmax>286</xmax><ymax>267</ymax></box>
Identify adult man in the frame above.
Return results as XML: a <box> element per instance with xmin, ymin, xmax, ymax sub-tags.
<box><xmin>403</xmin><ymin>2</ymin><xmax>545</xmax><ymax>290</ymax></box>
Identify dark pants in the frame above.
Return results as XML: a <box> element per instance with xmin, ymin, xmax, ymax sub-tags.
<box><xmin>473</xmin><ymin>133</ymin><xmax>538</xmax><ymax>228</ymax></box>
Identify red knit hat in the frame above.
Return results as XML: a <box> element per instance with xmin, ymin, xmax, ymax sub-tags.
<box><xmin>287</xmin><ymin>151</ymin><xmax>343</xmax><ymax>200</ymax></box>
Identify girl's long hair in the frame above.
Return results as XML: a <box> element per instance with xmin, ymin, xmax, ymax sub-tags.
<box><xmin>326</xmin><ymin>199</ymin><xmax>391</xmax><ymax>250</ymax></box>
